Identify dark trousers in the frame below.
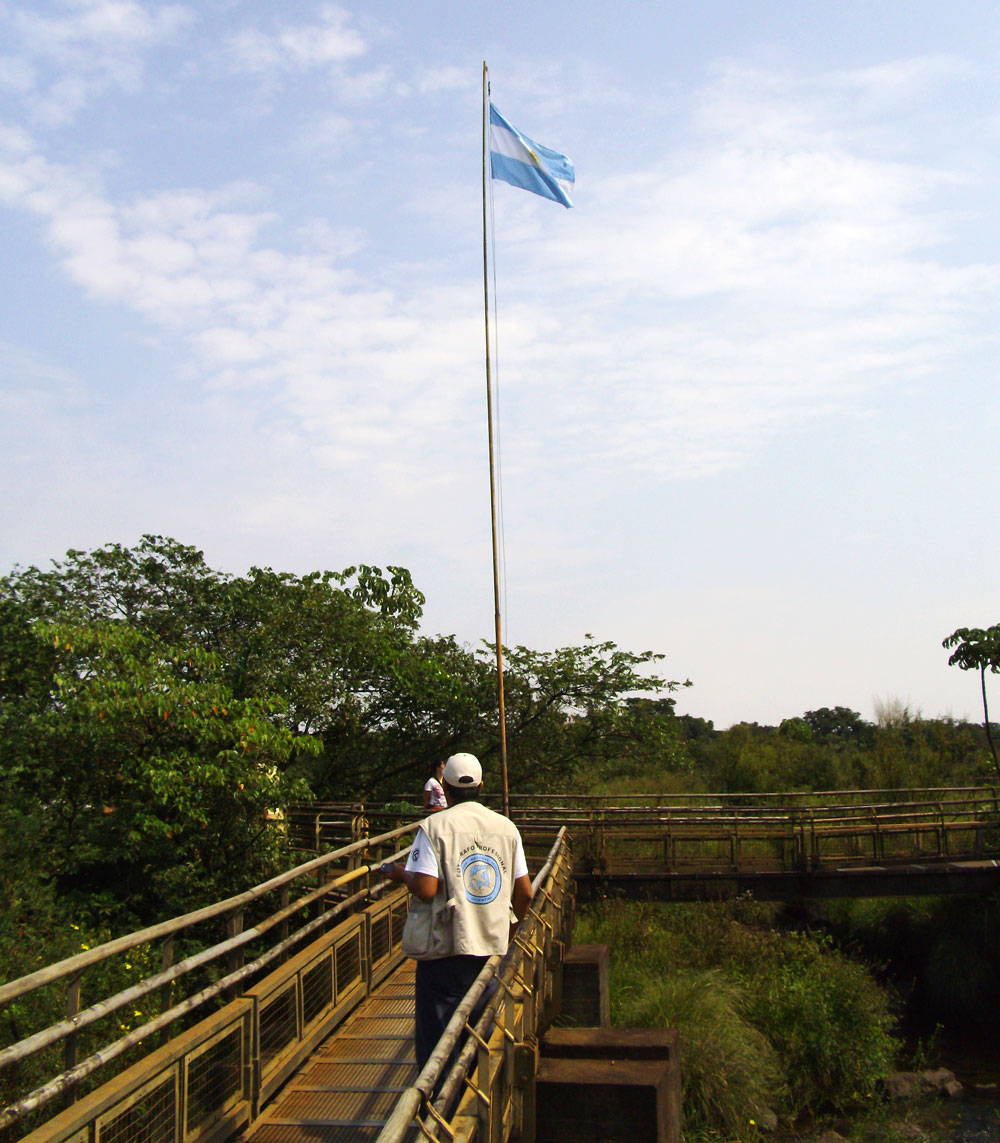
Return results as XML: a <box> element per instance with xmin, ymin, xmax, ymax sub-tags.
<box><xmin>414</xmin><ymin>954</ymin><xmax>489</xmax><ymax>1072</ymax></box>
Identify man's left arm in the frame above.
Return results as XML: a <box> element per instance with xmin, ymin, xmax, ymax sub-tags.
<box><xmin>508</xmin><ymin>873</ymin><xmax>533</xmax><ymax>945</ymax></box>
<box><xmin>511</xmin><ymin>874</ymin><xmax>533</xmax><ymax>921</ymax></box>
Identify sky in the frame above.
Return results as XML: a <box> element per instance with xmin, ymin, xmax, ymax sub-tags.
<box><xmin>1</xmin><ymin>1</ymin><xmax>999</xmax><ymax>730</ymax></box>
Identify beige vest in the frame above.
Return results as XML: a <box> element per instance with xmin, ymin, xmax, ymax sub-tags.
<box><xmin>401</xmin><ymin>801</ymin><xmax>522</xmax><ymax>960</ymax></box>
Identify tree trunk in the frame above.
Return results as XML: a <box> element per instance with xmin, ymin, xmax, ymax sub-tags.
<box><xmin>980</xmin><ymin>666</ymin><xmax>1000</xmax><ymax>782</ymax></box>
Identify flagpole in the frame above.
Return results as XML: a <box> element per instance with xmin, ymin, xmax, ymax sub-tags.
<box><xmin>482</xmin><ymin>61</ymin><xmax>510</xmax><ymax>817</ymax></box>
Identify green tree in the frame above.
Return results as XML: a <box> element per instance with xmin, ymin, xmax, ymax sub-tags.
<box><xmin>2</xmin><ymin>537</ymin><xmax>694</xmax><ymax>860</ymax></box>
<box><xmin>2</xmin><ymin>537</ymin><xmax>433</xmax><ymax>799</ymax></box>
<box><xmin>942</xmin><ymin>624</ymin><xmax>1000</xmax><ymax>781</ymax></box>
<box><xmin>498</xmin><ymin>637</ymin><xmax>690</xmax><ymax>791</ymax></box>
<box><xmin>802</xmin><ymin>706</ymin><xmax>871</xmax><ymax>747</ymax></box>
<box><xmin>0</xmin><ymin>615</ymin><xmax>315</xmax><ymax>922</ymax></box>
<box><xmin>313</xmin><ymin>635</ymin><xmax>691</xmax><ymax>799</ymax></box>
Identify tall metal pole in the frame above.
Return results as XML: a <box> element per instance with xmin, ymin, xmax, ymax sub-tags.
<box><xmin>482</xmin><ymin>61</ymin><xmax>510</xmax><ymax>816</ymax></box>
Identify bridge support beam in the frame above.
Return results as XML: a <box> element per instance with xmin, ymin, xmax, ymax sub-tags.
<box><xmin>552</xmin><ymin>944</ymin><xmax>609</xmax><ymax>1029</ymax></box>
<box><xmin>535</xmin><ymin>1029</ymin><xmax>681</xmax><ymax>1143</ymax></box>
<box><xmin>574</xmin><ymin>861</ymin><xmax>1000</xmax><ymax>902</ymax></box>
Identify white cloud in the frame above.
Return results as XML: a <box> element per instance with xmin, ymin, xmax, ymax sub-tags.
<box><xmin>0</xmin><ymin>53</ymin><xmax>34</xmax><ymax>92</ymax></box>
<box><xmin>293</xmin><ymin>112</ymin><xmax>358</xmax><ymax>153</ymax></box>
<box><xmin>416</xmin><ymin>66</ymin><xmax>470</xmax><ymax>95</ymax></box>
<box><xmin>226</xmin><ymin>6</ymin><xmax>365</xmax><ymax>74</ymax></box>
<box><xmin>3</xmin><ymin>0</ymin><xmax>194</xmax><ymax>125</ymax></box>
<box><xmin>1</xmin><ymin>53</ymin><xmax>997</xmax><ymax>509</ymax></box>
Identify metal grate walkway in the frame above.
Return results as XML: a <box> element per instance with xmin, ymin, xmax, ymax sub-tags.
<box><xmin>239</xmin><ymin>963</ymin><xmax>417</xmax><ymax>1143</ymax></box>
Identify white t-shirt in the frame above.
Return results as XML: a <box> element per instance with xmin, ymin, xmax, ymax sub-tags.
<box><xmin>423</xmin><ymin>777</ymin><xmax>447</xmax><ymax>809</ymax></box>
<box><xmin>406</xmin><ymin>825</ymin><xmax>529</xmax><ymax>881</ymax></box>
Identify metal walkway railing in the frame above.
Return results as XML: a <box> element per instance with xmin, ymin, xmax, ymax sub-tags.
<box><xmin>1</xmin><ymin>826</ymin><xmax>574</xmax><ymax>1143</ymax></box>
<box><xmin>290</xmin><ymin>787</ymin><xmax>1000</xmax><ymax>882</ymax></box>
<box><xmin>0</xmin><ymin>822</ymin><xmax>417</xmax><ymax>1143</ymax></box>
<box><xmin>237</xmin><ymin>828</ymin><xmax>574</xmax><ymax>1143</ymax></box>
<box><xmin>7</xmin><ymin>787</ymin><xmax>999</xmax><ymax>1142</ymax></box>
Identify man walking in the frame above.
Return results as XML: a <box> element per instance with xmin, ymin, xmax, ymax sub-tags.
<box><xmin>382</xmin><ymin>752</ymin><xmax>533</xmax><ymax>1070</ymax></box>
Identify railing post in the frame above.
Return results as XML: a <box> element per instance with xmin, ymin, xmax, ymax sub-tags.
<box><xmin>159</xmin><ymin>935</ymin><xmax>175</xmax><ymax>1046</ymax></box>
<box><xmin>62</xmin><ymin>971</ymin><xmax>83</xmax><ymax>1109</ymax></box>
<box><xmin>226</xmin><ymin>907</ymin><xmax>245</xmax><ymax>1001</ymax></box>
<box><xmin>514</xmin><ymin>1038</ymin><xmax>539</xmax><ymax>1143</ymax></box>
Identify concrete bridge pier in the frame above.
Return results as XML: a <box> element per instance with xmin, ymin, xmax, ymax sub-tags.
<box><xmin>533</xmin><ymin>944</ymin><xmax>682</xmax><ymax>1143</ymax></box>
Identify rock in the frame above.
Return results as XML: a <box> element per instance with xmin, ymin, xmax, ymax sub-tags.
<box><xmin>920</xmin><ymin>1068</ymin><xmax>956</xmax><ymax>1087</ymax></box>
<box><xmin>886</xmin><ymin>1073</ymin><xmax>919</xmax><ymax>1100</ymax></box>
<box><xmin>884</xmin><ymin>1069</ymin><xmax>964</xmax><ymax>1100</ymax></box>
<box><xmin>899</xmin><ymin>1124</ymin><xmax>927</xmax><ymax>1141</ymax></box>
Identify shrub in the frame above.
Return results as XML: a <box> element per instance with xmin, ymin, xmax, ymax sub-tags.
<box><xmin>575</xmin><ymin>898</ymin><xmax>900</xmax><ymax>1137</ymax></box>
<box><xmin>740</xmin><ymin>930</ymin><xmax>898</xmax><ymax>1115</ymax></box>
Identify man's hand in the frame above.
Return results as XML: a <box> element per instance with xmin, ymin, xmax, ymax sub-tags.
<box><xmin>380</xmin><ymin>861</ymin><xmax>437</xmax><ymax>902</ymax></box>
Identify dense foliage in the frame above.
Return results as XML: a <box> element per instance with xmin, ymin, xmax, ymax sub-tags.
<box><xmin>575</xmin><ymin>898</ymin><xmax>900</xmax><ymax>1139</ymax></box>
<box><xmin>0</xmin><ymin>537</ymin><xmax>684</xmax><ymax>937</ymax></box>
<box><xmin>578</xmin><ymin>702</ymin><xmax>997</xmax><ymax>795</ymax></box>
<box><xmin>3</xmin><ymin>537</ymin><xmax>997</xmax><ymax>942</ymax></box>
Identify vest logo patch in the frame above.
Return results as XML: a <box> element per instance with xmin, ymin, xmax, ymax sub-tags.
<box><xmin>460</xmin><ymin>852</ymin><xmax>502</xmax><ymax>905</ymax></box>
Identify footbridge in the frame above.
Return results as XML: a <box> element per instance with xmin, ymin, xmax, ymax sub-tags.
<box><xmin>3</xmin><ymin>787</ymin><xmax>999</xmax><ymax>1143</ymax></box>
<box><xmin>297</xmin><ymin>786</ymin><xmax>1000</xmax><ymax>900</ymax></box>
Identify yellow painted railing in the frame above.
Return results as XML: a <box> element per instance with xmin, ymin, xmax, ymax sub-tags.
<box><xmin>1</xmin><ymin>824</ymin><xmax>575</xmax><ymax>1143</ymax></box>
<box><xmin>376</xmin><ymin>827</ymin><xmax>575</xmax><ymax>1143</ymax></box>
<box><xmin>0</xmin><ymin>824</ymin><xmax>416</xmax><ymax>1142</ymax></box>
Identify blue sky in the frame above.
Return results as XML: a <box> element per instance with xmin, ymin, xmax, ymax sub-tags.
<box><xmin>2</xmin><ymin>1</ymin><xmax>999</xmax><ymax>729</ymax></box>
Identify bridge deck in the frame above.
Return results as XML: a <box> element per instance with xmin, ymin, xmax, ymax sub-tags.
<box><xmin>239</xmin><ymin>963</ymin><xmax>418</xmax><ymax>1143</ymax></box>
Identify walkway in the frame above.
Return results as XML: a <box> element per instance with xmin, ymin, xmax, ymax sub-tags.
<box><xmin>239</xmin><ymin>963</ymin><xmax>417</xmax><ymax>1143</ymax></box>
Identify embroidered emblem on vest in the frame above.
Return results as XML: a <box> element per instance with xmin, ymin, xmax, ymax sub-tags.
<box><xmin>460</xmin><ymin>852</ymin><xmax>502</xmax><ymax>904</ymax></box>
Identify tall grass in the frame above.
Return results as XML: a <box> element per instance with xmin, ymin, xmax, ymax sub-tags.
<box><xmin>575</xmin><ymin>898</ymin><xmax>900</xmax><ymax>1140</ymax></box>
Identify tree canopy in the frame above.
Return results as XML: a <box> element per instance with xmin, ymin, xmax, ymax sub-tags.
<box><xmin>943</xmin><ymin>623</ymin><xmax>1000</xmax><ymax>780</ymax></box>
<box><xmin>1</xmin><ymin>536</ymin><xmax>688</xmax><ymax>930</ymax></box>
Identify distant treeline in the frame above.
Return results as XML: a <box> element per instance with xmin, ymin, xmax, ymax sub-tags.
<box><xmin>588</xmin><ymin>701</ymin><xmax>998</xmax><ymax>796</ymax></box>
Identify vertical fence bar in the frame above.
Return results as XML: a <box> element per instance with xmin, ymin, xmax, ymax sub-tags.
<box><xmin>278</xmin><ymin>887</ymin><xmax>290</xmax><ymax>953</ymax></box>
<box><xmin>159</xmin><ymin>936</ymin><xmax>175</xmax><ymax>1047</ymax></box>
<box><xmin>61</xmin><ymin>972</ymin><xmax>82</xmax><ymax>1109</ymax></box>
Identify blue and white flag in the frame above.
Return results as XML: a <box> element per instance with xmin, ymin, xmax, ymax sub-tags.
<box><xmin>489</xmin><ymin>103</ymin><xmax>574</xmax><ymax>208</ymax></box>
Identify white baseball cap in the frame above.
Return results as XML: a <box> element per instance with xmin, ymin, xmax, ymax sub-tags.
<box><xmin>443</xmin><ymin>752</ymin><xmax>482</xmax><ymax>787</ymax></box>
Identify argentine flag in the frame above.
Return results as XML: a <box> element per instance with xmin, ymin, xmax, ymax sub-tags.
<box><xmin>489</xmin><ymin>103</ymin><xmax>574</xmax><ymax>209</ymax></box>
